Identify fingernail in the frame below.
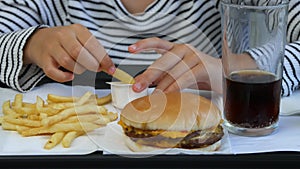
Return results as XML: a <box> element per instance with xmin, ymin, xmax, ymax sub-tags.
<box><xmin>128</xmin><ymin>45</ymin><xmax>137</xmax><ymax>52</ymax></box>
<box><xmin>133</xmin><ymin>83</ymin><xmax>142</xmax><ymax>91</ymax></box>
<box><xmin>108</xmin><ymin>66</ymin><xmax>116</xmax><ymax>74</ymax></box>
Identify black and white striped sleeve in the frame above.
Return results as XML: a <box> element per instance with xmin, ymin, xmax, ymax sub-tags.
<box><xmin>0</xmin><ymin>26</ymin><xmax>47</xmax><ymax>92</ymax></box>
<box><xmin>281</xmin><ymin>1</ymin><xmax>300</xmax><ymax>97</ymax></box>
<box><xmin>0</xmin><ymin>0</ymin><xmax>64</xmax><ymax>92</ymax></box>
<box><xmin>246</xmin><ymin>41</ymin><xmax>300</xmax><ymax>97</ymax></box>
<box><xmin>282</xmin><ymin>42</ymin><xmax>300</xmax><ymax>97</ymax></box>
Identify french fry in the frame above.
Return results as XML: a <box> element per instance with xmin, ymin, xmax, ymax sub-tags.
<box><xmin>97</xmin><ymin>93</ymin><xmax>112</xmax><ymax>105</ymax></box>
<box><xmin>13</xmin><ymin>93</ymin><xmax>23</xmax><ymax>113</ymax></box>
<box><xmin>36</xmin><ymin>96</ymin><xmax>44</xmax><ymax>113</ymax></box>
<box><xmin>3</xmin><ymin>116</ymin><xmax>41</xmax><ymax>127</ymax></box>
<box><xmin>21</xmin><ymin>122</ymin><xmax>101</xmax><ymax>136</ymax></box>
<box><xmin>36</xmin><ymin>96</ymin><xmax>61</xmax><ymax>116</ymax></box>
<box><xmin>60</xmin><ymin>114</ymin><xmax>102</xmax><ymax>124</ymax></box>
<box><xmin>93</xmin><ymin>113</ymin><xmax>118</xmax><ymax>125</ymax></box>
<box><xmin>11</xmin><ymin>102</ymin><xmax>36</xmax><ymax>108</ymax></box>
<box><xmin>15</xmin><ymin>125</ymin><xmax>31</xmax><ymax>134</ymax></box>
<box><xmin>75</xmin><ymin>91</ymin><xmax>94</xmax><ymax>105</ymax></box>
<box><xmin>15</xmin><ymin>107</ymin><xmax>37</xmax><ymax>115</ymax></box>
<box><xmin>48</xmin><ymin>92</ymin><xmax>95</xmax><ymax>109</ymax></box>
<box><xmin>41</xmin><ymin>104</ymin><xmax>107</xmax><ymax>126</ymax></box>
<box><xmin>27</xmin><ymin>114</ymin><xmax>41</xmax><ymax>121</ymax></box>
<box><xmin>1</xmin><ymin>91</ymin><xmax>118</xmax><ymax>150</ymax></box>
<box><xmin>93</xmin><ymin>116</ymin><xmax>111</xmax><ymax>125</ymax></box>
<box><xmin>77</xmin><ymin>114</ymin><xmax>104</xmax><ymax>122</ymax></box>
<box><xmin>44</xmin><ymin>132</ymin><xmax>66</xmax><ymax>150</ymax></box>
<box><xmin>1</xmin><ymin>120</ymin><xmax>29</xmax><ymax>131</ymax></box>
<box><xmin>112</xmin><ymin>68</ymin><xmax>135</xmax><ymax>84</ymax></box>
<box><xmin>48</xmin><ymin>102</ymin><xmax>75</xmax><ymax>110</ymax></box>
<box><xmin>62</xmin><ymin>131</ymin><xmax>84</xmax><ymax>148</ymax></box>
<box><xmin>108</xmin><ymin>112</ymin><xmax>119</xmax><ymax>121</ymax></box>
<box><xmin>10</xmin><ymin>95</ymin><xmax>36</xmax><ymax>115</ymax></box>
<box><xmin>1</xmin><ymin>121</ymin><xmax>16</xmax><ymax>130</ymax></box>
<box><xmin>47</xmin><ymin>94</ymin><xmax>78</xmax><ymax>103</ymax></box>
<box><xmin>2</xmin><ymin>100</ymin><xmax>17</xmax><ymax>116</ymax></box>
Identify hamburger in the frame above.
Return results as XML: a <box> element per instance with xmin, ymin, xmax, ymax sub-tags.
<box><xmin>118</xmin><ymin>91</ymin><xmax>224</xmax><ymax>152</ymax></box>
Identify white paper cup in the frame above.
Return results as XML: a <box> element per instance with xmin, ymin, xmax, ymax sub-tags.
<box><xmin>107</xmin><ymin>82</ymin><xmax>148</xmax><ymax>109</ymax></box>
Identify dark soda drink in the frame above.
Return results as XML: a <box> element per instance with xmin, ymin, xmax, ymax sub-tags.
<box><xmin>224</xmin><ymin>70</ymin><xmax>282</xmax><ymax>128</ymax></box>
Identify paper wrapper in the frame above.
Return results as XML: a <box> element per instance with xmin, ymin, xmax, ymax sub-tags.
<box><xmin>97</xmin><ymin>121</ymin><xmax>232</xmax><ymax>156</ymax></box>
<box><xmin>0</xmin><ymin>83</ymin><xmax>112</xmax><ymax>155</ymax></box>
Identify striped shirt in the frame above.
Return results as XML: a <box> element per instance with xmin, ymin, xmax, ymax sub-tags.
<box><xmin>0</xmin><ymin>0</ymin><xmax>299</xmax><ymax>96</ymax></box>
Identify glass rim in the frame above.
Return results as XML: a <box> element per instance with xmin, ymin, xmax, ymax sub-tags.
<box><xmin>220</xmin><ymin>0</ymin><xmax>289</xmax><ymax>10</ymax></box>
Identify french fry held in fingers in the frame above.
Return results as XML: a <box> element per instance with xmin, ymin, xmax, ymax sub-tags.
<box><xmin>108</xmin><ymin>68</ymin><xmax>135</xmax><ymax>84</ymax></box>
<box><xmin>0</xmin><ymin>91</ymin><xmax>118</xmax><ymax>150</ymax></box>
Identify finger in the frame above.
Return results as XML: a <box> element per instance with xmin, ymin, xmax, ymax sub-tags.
<box><xmin>162</xmin><ymin>64</ymin><xmax>202</xmax><ymax>93</ymax></box>
<box><xmin>151</xmin><ymin>71</ymin><xmax>167</xmax><ymax>86</ymax></box>
<box><xmin>128</xmin><ymin>37</ymin><xmax>174</xmax><ymax>54</ymax></box>
<box><xmin>134</xmin><ymin>71</ymin><xmax>166</xmax><ymax>91</ymax></box>
<box><xmin>60</xmin><ymin>36</ymin><xmax>100</xmax><ymax>72</ymax></box>
<box><xmin>79</xmin><ymin>36</ymin><xmax>115</xmax><ymax>73</ymax></box>
<box><xmin>163</xmin><ymin>59</ymin><xmax>218</xmax><ymax>93</ymax></box>
<box><xmin>72</xmin><ymin>24</ymin><xmax>115</xmax><ymax>74</ymax></box>
<box><xmin>43</xmin><ymin>59</ymin><xmax>74</xmax><ymax>82</ymax></box>
<box><xmin>97</xmin><ymin>53</ymin><xmax>116</xmax><ymax>74</ymax></box>
<box><xmin>51</xmin><ymin>46</ymin><xmax>86</xmax><ymax>74</ymax></box>
<box><xmin>155</xmin><ymin>70</ymin><xmax>186</xmax><ymax>93</ymax></box>
<box><xmin>155</xmin><ymin>46</ymin><xmax>199</xmax><ymax>91</ymax></box>
<box><xmin>132</xmin><ymin>61</ymin><xmax>173</xmax><ymax>92</ymax></box>
<box><xmin>133</xmin><ymin>68</ymin><xmax>159</xmax><ymax>92</ymax></box>
<box><xmin>132</xmin><ymin>44</ymin><xmax>187</xmax><ymax>92</ymax></box>
<box><xmin>137</xmin><ymin>44</ymin><xmax>185</xmax><ymax>82</ymax></box>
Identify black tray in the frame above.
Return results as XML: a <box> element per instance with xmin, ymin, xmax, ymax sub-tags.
<box><xmin>1</xmin><ymin>151</ymin><xmax>299</xmax><ymax>168</ymax></box>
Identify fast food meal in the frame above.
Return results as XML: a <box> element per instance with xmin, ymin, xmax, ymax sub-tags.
<box><xmin>118</xmin><ymin>91</ymin><xmax>224</xmax><ymax>152</ymax></box>
<box><xmin>0</xmin><ymin>91</ymin><xmax>117</xmax><ymax>150</ymax></box>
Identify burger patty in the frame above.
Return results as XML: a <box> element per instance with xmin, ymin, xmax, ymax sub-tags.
<box><xmin>119</xmin><ymin>121</ymin><xmax>224</xmax><ymax>149</ymax></box>
<box><xmin>179</xmin><ymin>125</ymin><xmax>224</xmax><ymax>148</ymax></box>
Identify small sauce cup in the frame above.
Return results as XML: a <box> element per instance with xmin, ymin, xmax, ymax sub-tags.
<box><xmin>107</xmin><ymin>82</ymin><xmax>148</xmax><ymax>109</ymax></box>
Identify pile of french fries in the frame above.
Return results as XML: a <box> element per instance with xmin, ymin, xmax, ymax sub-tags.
<box><xmin>0</xmin><ymin>91</ymin><xmax>117</xmax><ymax>150</ymax></box>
